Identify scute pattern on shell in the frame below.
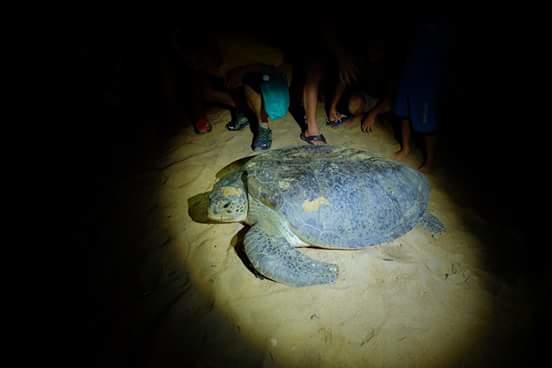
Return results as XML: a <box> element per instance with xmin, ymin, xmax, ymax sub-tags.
<box><xmin>245</xmin><ymin>145</ymin><xmax>429</xmax><ymax>248</ymax></box>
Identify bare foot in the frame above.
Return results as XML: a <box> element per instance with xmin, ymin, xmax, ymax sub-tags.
<box><xmin>393</xmin><ymin>148</ymin><xmax>410</xmax><ymax>161</ymax></box>
<box><xmin>418</xmin><ymin>162</ymin><xmax>434</xmax><ymax>174</ymax></box>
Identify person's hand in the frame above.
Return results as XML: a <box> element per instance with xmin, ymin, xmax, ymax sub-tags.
<box><xmin>361</xmin><ymin>112</ymin><xmax>376</xmax><ymax>133</ymax></box>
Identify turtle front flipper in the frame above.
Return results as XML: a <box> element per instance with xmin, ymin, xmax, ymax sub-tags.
<box><xmin>419</xmin><ymin>212</ymin><xmax>445</xmax><ymax>237</ymax></box>
<box><xmin>244</xmin><ymin>225</ymin><xmax>338</xmax><ymax>287</ymax></box>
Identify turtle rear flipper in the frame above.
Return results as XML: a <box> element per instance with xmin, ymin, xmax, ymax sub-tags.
<box><xmin>419</xmin><ymin>212</ymin><xmax>445</xmax><ymax>237</ymax></box>
<box><xmin>244</xmin><ymin>225</ymin><xmax>338</xmax><ymax>287</ymax></box>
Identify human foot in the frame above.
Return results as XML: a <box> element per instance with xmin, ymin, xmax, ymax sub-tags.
<box><xmin>326</xmin><ymin>110</ymin><xmax>348</xmax><ymax>128</ymax></box>
<box><xmin>302</xmin><ymin>120</ymin><xmax>327</xmax><ymax>145</ymax></box>
<box><xmin>226</xmin><ymin>112</ymin><xmax>249</xmax><ymax>131</ymax></box>
<box><xmin>393</xmin><ymin>148</ymin><xmax>410</xmax><ymax>161</ymax></box>
<box><xmin>252</xmin><ymin>125</ymin><xmax>272</xmax><ymax>151</ymax></box>
<box><xmin>300</xmin><ymin>131</ymin><xmax>327</xmax><ymax>145</ymax></box>
<box><xmin>418</xmin><ymin>161</ymin><xmax>434</xmax><ymax>174</ymax></box>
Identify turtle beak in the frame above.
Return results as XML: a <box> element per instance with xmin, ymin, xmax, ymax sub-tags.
<box><xmin>207</xmin><ymin>207</ymin><xmax>238</xmax><ymax>223</ymax></box>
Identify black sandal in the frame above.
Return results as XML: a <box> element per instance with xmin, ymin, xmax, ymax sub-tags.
<box><xmin>326</xmin><ymin>113</ymin><xmax>349</xmax><ymax>128</ymax></box>
<box><xmin>226</xmin><ymin>112</ymin><xmax>250</xmax><ymax>131</ymax></box>
<box><xmin>252</xmin><ymin>126</ymin><xmax>272</xmax><ymax>151</ymax></box>
<box><xmin>300</xmin><ymin>132</ymin><xmax>327</xmax><ymax>145</ymax></box>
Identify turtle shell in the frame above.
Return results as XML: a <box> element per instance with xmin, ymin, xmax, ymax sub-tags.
<box><xmin>244</xmin><ymin>145</ymin><xmax>429</xmax><ymax>248</ymax></box>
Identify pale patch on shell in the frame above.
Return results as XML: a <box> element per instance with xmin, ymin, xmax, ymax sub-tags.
<box><xmin>303</xmin><ymin>196</ymin><xmax>330</xmax><ymax>212</ymax></box>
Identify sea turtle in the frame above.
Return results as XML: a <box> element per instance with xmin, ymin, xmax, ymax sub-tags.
<box><xmin>207</xmin><ymin>145</ymin><xmax>444</xmax><ymax>287</ymax></box>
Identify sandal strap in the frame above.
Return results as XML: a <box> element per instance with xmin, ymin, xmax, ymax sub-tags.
<box><xmin>226</xmin><ymin>113</ymin><xmax>249</xmax><ymax>130</ymax></box>
<box><xmin>300</xmin><ymin>132</ymin><xmax>327</xmax><ymax>144</ymax></box>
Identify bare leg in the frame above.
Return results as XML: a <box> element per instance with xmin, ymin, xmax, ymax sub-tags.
<box><xmin>303</xmin><ymin>63</ymin><xmax>325</xmax><ymax>144</ymax></box>
<box><xmin>205</xmin><ymin>83</ymin><xmax>249</xmax><ymax>131</ymax></box>
<box><xmin>245</xmin><ymin>84</ymin><xmax>272</xmax><ymax>150</ymax></box>
<box><xmin>419</xmin><ymin>134</ymin><xmax>436</xmax><ymax>173</ymax></box>
<box><xmin>244</xmin><ymin>85</ymin><xmax>270</xmax><ymax>128</ymax></box>
<box><xmin>394</xmin><ymin>119</ymin><xmax>411</xmax><ymax>161</ymax></box>
<box><xmin>329</xmin><ymin>81</ymin><xmax>347</xmax><ymax>122</ymax></box>
<box><xmin>188</xmin><ymin>73</ymin><xmax>212</xmax><ymax>134</ymax></box>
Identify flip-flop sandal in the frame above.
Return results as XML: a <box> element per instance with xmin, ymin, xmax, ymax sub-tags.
<box><xmin>252</xmin><ymin>126</ymin><xmax>272</xmax><ymax>151</ymax></box>
<box><xmin>326</xmin><ymin>113</ymin><xmax>349</xmax><ymax>128</ymax></box>
<box><xmin>226</xmin><ymin>113</ymin><xmax>250</xmax><ymax>131</ymax></box>
<box><xmin>300</xmin><ymin>132</ymin><xmax>327</xmax><ymax>145</ymax></box>
<box><xmin>326</xmin><ymin>118</ymin><xmax>346</xmax><ymax>128</ymax></box>
<box><xmin>193</xmin><ymin>116</ymin><xmax>212</xmax><ymax>134</ymax></box>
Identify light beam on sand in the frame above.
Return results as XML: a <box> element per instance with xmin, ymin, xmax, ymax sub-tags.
<box><xmin>151</xmin><ymin>117</ymin><xmax>528</xmax><ymax>367</ymax></box>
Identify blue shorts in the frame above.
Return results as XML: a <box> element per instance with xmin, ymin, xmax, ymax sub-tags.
<box><xmin>243</xmin><ymin>70</ymin><xmax>290</xmax><ymax>121</ymax></box>
<box><xmin>393</xmin><ymin>84</ymin><xmax>439</xmax><ymax>134</ymax></box>
<box><xmin>393</xmin><ymin>18</ymin><xmax>451</xmax><ymax>134</ymax></box>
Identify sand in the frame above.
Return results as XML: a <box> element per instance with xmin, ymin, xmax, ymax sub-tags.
<box><xmin>93</xmin><ymin>105</ymin><xmax>535</xmax><ymax>368</ymax></box>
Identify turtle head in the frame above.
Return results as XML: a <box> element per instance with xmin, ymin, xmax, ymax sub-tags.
<box><xmin>208</xmin><ymin>171</ymin><xmax>248</xmax><ymax>222</ymax></box>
